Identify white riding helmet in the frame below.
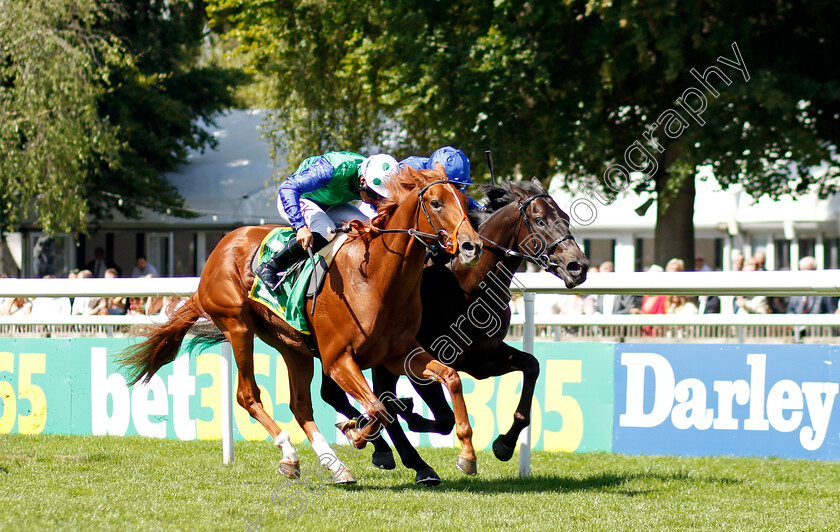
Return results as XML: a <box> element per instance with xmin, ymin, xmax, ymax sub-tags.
<box><xmin>360</xmin><ymin>154</ymin><xmax>399</xmax><ymax>197</ymax></box>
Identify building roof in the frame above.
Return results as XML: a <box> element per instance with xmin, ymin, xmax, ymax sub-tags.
<box><xmin>110</xmin><ymin>110</ymin><xmax>279</xmax><ymax>229</ymax></box>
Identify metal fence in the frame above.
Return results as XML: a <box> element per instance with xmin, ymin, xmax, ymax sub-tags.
<box><xmin>3</xmin><ymin>271</ymin><xmax>838</xmax><ymax>471</ymax></box>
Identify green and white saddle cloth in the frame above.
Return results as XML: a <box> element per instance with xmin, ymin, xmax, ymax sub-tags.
<box><xmin>249</xmin><ymin>227</ymin><xmax>348</xmax><ymax>334</ymax></box>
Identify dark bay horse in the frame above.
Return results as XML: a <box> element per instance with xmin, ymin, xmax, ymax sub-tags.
<box><xmin>321</xmin><ymin>178</ymin><xmax>589</xmax><ymax>483</ymax></box>
<box><xmin>118</xmin><ymin>164</ymin><xmax>483</xmax><ymax>483</ymax></box>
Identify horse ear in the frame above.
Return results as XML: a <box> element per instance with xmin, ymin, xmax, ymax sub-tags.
<box><xmin>508</xmin><ymin>180</ymin><xmax>528</xmax><ymax>200</ymax></box>
<box><xmin>433</xmin><ymin>161</ymin><xmax>448</xmax><ymax>180</ymax></box>
<box><xmin>531</xmin><ymin>176</ymin><xmax>548</xmax><ymax>193</ymax></box>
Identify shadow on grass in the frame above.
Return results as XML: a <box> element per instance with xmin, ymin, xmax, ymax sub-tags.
<box><xmin>336</xmin><ymin>470</ymin><xmax>743</xmax><ymax>496</ymax></box>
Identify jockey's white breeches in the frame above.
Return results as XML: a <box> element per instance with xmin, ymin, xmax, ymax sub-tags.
<box><xmin>277</xmin><ymin>197</ymin><xmax>370</xmax><ymax>241</ymax></box>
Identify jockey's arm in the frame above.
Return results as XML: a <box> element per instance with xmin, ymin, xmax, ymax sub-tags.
<box><xmin>278</xmin><ymin>158</ymin><xmax>334</xmax><ymax>230</ymax></box>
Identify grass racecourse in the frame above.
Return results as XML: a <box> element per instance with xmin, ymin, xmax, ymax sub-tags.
<box><xmin>2</xmin><ymin>434</ymin><xmax>840</xmax><ymax>531</ymax></box>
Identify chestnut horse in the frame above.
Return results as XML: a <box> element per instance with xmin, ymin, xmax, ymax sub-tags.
<box><xmin>118</xmin><ymin>165</ymin><xmax>483</xmax><ymax>484</ymax></box>
<box><xmin>321</xmin><ymin>178</ymin><xmax>589</xmax><ymax>483</ymax></box>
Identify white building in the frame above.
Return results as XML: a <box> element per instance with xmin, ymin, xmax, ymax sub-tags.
<box><xmin>549</xmin><ymin>167</ymin><xmax>840</xmax><ymax>273</ymax></box>
<box><xmin>12</xmin><ymin>110</ymin><xmax>278</xmax><ymax>278</ymax></box>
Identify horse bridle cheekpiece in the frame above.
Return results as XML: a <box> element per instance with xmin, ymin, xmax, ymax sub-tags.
<box><xmin>416</xmin><ymin>179</ymin><xmax>469</xmax><ymax>255</ymax></box>
<box><xmin>483</xmin><ymin>192</ymin><xmax>576</xmax><ymax>270</ymax></box>
<box><xmin>369</xmin><ymin>179</ymin><xmax>469</xmax><ymax>255</ymax></box>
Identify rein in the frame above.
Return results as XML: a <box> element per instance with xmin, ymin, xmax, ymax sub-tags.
<box><xmin>479</xmin><ymin>193</ymin><xmax>576</xmax><ymax>270</ymax></box>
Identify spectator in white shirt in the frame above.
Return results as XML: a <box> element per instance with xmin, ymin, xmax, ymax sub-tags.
<box><xmin>30</xmin><ymin>275</ymin><xmax>71</xmax><ymax>317</ymax></box>
<box><xmin>71</xmin><ymin>269</ymin><xmax>100</xmax><ymax>315</ymax></box>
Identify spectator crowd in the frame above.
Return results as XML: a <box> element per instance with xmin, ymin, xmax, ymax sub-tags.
<box><xmin>3</xmin><ymin>248</ymin><xmax>838</xmax><ymax>325</ymax></box>
<box><xmin>0</xmin><ymin>254</ymin><xmax>184</xmax><ymax>319</ymax></box>
<box><xmin>512</xmin><ymin>248</ymin><xmax>839</xmax><ymax>338</ymax></box>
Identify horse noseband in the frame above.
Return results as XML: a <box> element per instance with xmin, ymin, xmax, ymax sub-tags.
<box><xmin>516</xmin><ymin>193</ymin><xmax>578</xmax><ymax>268</ymax></box>
<box><xmin>545</xmin><ymin>233</ymin><xmax>576</xmax><ymax>255</ymax></box>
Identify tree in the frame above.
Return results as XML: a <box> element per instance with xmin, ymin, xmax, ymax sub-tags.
<box><xmin>559</xmin><ymin>0</ymin><xmax>840</xmax><ymax>268</ymax></box>
<box><xmin>0</xmin><ymin>0</ymin><xmax>241</xmax><ymax>235</ymax></box>
<box><xmin>87</xmin><ymin>0</ymin><xmax>243</xmax><ymax>225</ymax></box>
<box><xmin>0</xmin><ymin>0</ymin><xmax>123</xmax><ymax>234</ymax></box>
<box><xmin>208</xmin><ymin>0</ymin><xmax>840</xmax><ymax>269</ymax></box>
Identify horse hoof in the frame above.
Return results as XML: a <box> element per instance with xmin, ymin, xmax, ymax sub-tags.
<box><xmin>372</xmin><ymin>450</ymin><xmax>396</xmax><ymax>470</ymax></box>
<box><xmin>415</xmin><ymin>467</ymin><xmax>441</xmax><ymax>486</ymax></box>
<box><xmin>456</xmin><ymin>456</ymin><xmax>477</xmax><ymax>476</ymax></box>
<box><xmin>492</xmin><ymin>436</ymin><xmax>515</xmax><ymax>462</ymax></box>
<box><xmin>278</xmin><ymin>460</ymin><xmax>301</xmax><ymax>478</ymax></box>
<box><xmin>332</xmin><ymin>466</ymin><xmax>357</xmax><ymax>485</ymax></box>
<box><xmin>335</xmin><ymin>419</ymin><xmax>357</xmax><ymax>432</ymax></box>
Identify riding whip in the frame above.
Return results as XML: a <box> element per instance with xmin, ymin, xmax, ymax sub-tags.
<box><xmin>485</xmin><ymin>150</ymin><xmax>496</xmax><ymax>186</ymax></box>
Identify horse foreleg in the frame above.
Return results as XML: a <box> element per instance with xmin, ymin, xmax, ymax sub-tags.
<box><xmin>490</xmin><ymin>344</ymin><xmax>540</xmax><ymax>462</ymax></box>
<box><xmin>325</xmin><ymin>352</ymin><xmax>391</xmax><ymax>450</ymax></box>
<box><xmin>284</xmin><ymin>351</ymin><xmax>356</xmax><ymax>484</ymax></box>
<box><xmin>320</xmin><ymin>373</ymin><xmax>396</xmax><ymax>470</ymax></box>
<box><xmin>370</xmin><ymin>366</ymin><xmax>440</xmax><ymax>485</ymax></box>
<box><xmin>387</xmin><ymin>345</ymin><xmax>476</xmax><ymax>476</ymax></box>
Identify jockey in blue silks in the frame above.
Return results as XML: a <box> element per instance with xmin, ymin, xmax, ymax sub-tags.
<box><xmin>400</xmin><ymin>146</ymin><xmax>483</xmax><ymax>211</ymax></box>
<box><xmin>256</xmin><ymin>151</ymin><xmax>399</xmax><ymax>288</ymax></box>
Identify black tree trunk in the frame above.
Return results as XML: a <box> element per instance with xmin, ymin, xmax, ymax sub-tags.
<box><xmin>654</xmin><ymin>169</ymin><xmax>696</xmax><ymax>271</ymax></box>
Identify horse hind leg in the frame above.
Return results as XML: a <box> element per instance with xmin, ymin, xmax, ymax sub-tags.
<box><xmin>372</xmin><ymin>366</ymin><xmax>440</xmax><ymax>486</ymax></box>
<box><xmin>220</xmin><ymin>320</ymin><xmax>300</xmax><ymax>477</ymax></box>
<box><xmin>386</xmin><ymin>346</ymin><xmax>477</xmax><ymax>476</ymax></box>
<box><xmin>284</xmin><ymin>350</ymin><xmax>356</xmax><ymax>484</ymax></box>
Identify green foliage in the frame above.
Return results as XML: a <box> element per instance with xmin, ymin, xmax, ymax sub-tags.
<box><xmin>87</xmin><ymin>0</ymin><xmax>243</xmax><ymax>225</ymax></box>
<box><xmin>575</xmin><ymin>0</ymin><xmax>840</xmax><ymax>201</ymax></box>
<box><xmin>0</xmin><ymin>0</ymin><xmax>242</xmax><ymax>234</ymax></box>
<box><xmin>0</xmin><ymin>0</ymin><xmax>122</xmax><ymax>233</ymax></box>
<box><xmin>208</xmin><ymin>0</ymin><xmax>839</xmax><ymax>202</ymax></box>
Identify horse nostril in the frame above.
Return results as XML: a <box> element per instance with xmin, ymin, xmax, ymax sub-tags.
<box><xmin>461</xmin><ymin>241</ymin><xmax>475</xmax><ymax>252</ymax></box>
<box><xmin>567</xmin><ymin>261</ymin><xmax>582</xmax><ymax>273</ymax></box>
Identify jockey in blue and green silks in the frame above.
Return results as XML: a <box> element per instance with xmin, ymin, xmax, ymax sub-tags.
<box><xmin>255</xmin><ymin>151</ymin><xmax>399</xmax><ymax>288</ymax></box>
<box><xmin>400</xmin><ymin>146</ymin><xmax>483</xmax><ymax>211</ymax></box>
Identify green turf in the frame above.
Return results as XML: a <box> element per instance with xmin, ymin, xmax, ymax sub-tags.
<box><xmin>2</xmin><ymin>434</ymin><xmax>840</xmax><ymax>531</ymax></box>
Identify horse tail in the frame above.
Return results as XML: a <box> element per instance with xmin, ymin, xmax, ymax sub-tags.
<box><xmin>184</xmin><ymin>320</ymin><xmax>227</xmax><ymax>352</ymax></box>
<box><xmin>117</xmin><ymin>295</ymin><xmax>204</xmax><ymax>386</ymax></box>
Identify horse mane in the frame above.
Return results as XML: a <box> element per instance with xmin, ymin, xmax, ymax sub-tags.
<box><xmin>468</xmin><ymin>180</ymin><xmax>544</xmax><ymax>229</ymax></box>
<box><xmin>371</xmin><ymin>165</ymin><xmax>448</xmax><ymax>228</ymax></box>
<box><xmin>344</xmin><ymin>165</ymin><xmax>449</xmax><ymax>241</ymax></box>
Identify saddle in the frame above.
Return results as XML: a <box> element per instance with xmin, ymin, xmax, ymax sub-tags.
<box><xmin>248</xmin><ymin>227</ymin><xmax>348</xmax><ymax>333</ymax></box>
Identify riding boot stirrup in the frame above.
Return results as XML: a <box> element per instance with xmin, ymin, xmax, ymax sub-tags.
<box><xmin>255</xmin><ymin>240</ymin><xmax>304</xmax><ymax>289</ymax></box>
<box><xmin>255</xmin><ymin>233</ymin><xmax>330</xmax><ymax>290</ymax></box>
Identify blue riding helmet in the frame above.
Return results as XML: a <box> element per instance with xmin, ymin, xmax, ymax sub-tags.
<box><xmin>430</xmin><ymin>146</ymin><xmax>472</xmax><ymax>186</ymax></box>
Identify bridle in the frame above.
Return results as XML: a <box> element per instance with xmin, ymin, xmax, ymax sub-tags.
<box><xmin>368</xmin><ymin>180</ymin><xmax>470</xmax><ymax>255</ymax></box>
<box><xmin>480</xmin><ymin>193</ymin><xmax>576</xmax><ymax>270</ymax></box>
<box><xmin>316</xmin><ymin>180</ymin><xmax>467</xmax><ymax>316</ymax></box>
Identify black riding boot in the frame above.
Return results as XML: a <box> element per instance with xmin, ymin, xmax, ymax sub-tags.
<box><xmin>255</xmin><ymin>233</ymin><xmax>329</xmax><ymax>289</ymax></box>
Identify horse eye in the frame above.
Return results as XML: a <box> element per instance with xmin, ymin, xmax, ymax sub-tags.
<box><xmin>430</xmin><ymin>200</ymin><xmax>442</xmax><ymax>209</ymax></box>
